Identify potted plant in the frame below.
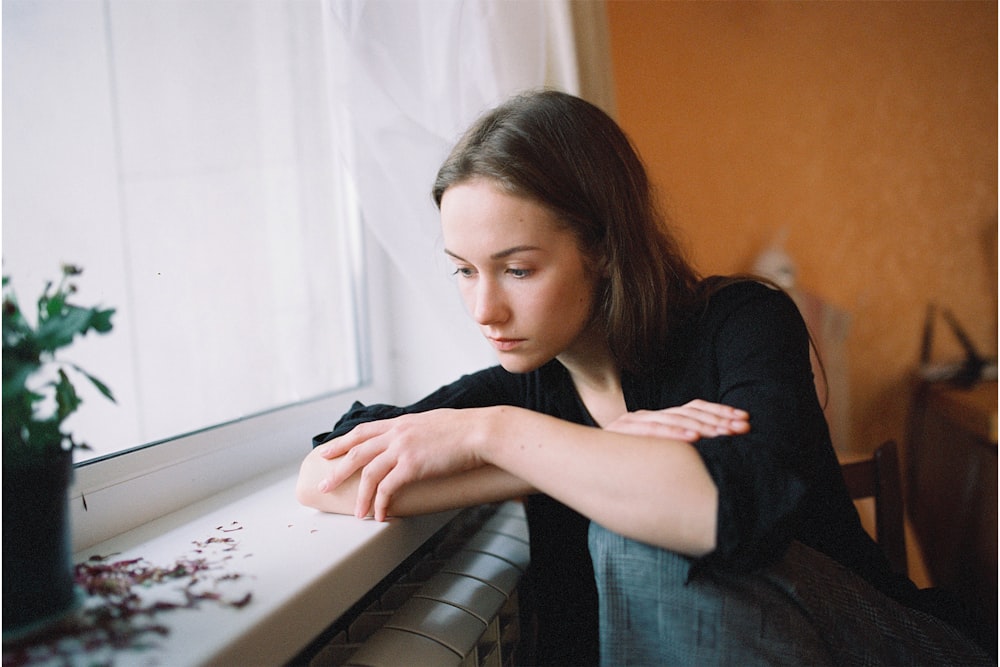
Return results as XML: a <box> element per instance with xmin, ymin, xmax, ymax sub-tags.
<box><xmin>2</xmin><ymin>264</ymin><xmax>115</xmax><ymax>641</ymax></box>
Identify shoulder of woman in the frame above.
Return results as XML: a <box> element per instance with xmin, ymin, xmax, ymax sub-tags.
<box><xmin>692</xmin><ymin>278</ymin><xmax>809</xmax><ymax>355</ymax></box>
<box><xmin>698</xmin><ymin>275</ymin><xmax>796</xmax><ymax>315</ymax></box>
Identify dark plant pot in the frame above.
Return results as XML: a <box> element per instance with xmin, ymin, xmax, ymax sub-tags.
<box><xmin>2</xmin><ymin>449</ymin><xmax>79</xmax><ymax>641</ymax></box>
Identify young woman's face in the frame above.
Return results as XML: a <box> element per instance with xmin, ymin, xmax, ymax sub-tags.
<box><xmin>440</xmin><ymin>179</ymin><xmax>602</xmax><ymax>374</ymax></box>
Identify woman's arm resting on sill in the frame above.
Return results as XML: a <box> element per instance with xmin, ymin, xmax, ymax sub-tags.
<box><xmin>296</xmin><ymin>444</ymin><xmax>534</xmax><ymax>517</ymax></box>
<box><xmin>318</xmin><ymin>406</ymin><xmax>719</xmax><ymax>556</ymax></box>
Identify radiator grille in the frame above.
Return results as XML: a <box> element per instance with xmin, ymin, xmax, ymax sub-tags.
<box><xmin>305</xmin><ymin>502</ymin><xmax>529</xmax><ymax>667</ymax></box>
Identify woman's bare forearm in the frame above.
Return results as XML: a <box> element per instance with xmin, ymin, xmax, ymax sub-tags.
<box><xmin>296</xmin><ymin>444</ymin><xmax>533</xmax><ymax>516</ymax></box>
<box><xmin>475</xmin><ymin>406</ymin><xmax>718</xmax><ymax>556</ymax></box>
<box><xmin>306</xmin><ymin>405</ymin><xmax>718</xmax><ymax>554</ymax></box>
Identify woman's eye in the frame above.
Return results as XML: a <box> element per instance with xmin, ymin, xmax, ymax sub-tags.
<box><xmin>507</xmin><ymin>268</ymin><xmax>532</xmax><ymax>278</ymax></box>
<box><xmin>452</xmin><ymin>267</ymin><xmax>475</xmax><ymax>278</ymax></box>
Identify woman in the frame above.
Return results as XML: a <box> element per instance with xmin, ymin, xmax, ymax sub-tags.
<box><xmin>298</xmin><ymin>90</ymin><xmax>989</xmax><ymax>665</ymax></box>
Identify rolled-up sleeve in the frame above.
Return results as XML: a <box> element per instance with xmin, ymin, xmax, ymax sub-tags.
<box><xmin>692</xmin><ymin>285</ymin><xmax>826</xmax><ymax>572</ymax></box>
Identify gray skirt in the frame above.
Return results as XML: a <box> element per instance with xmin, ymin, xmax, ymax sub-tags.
<box><xmin>588</xmin><ymin>522</ymin><xmax>992</xmax><ymax>666</ymax></box>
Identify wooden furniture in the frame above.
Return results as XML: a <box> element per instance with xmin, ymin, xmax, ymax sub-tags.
<box><xmin>907</xmin><ymin>380</ymin><xmax>997</xmax><ymax>644</ymax></box>
<box><xmin>840</xmin><ymin>440</ymin><xmax>908</xmax><ymax>575</ymax></box>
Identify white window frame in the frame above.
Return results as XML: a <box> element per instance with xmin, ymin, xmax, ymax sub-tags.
<box><xmin>69</xmin><ymin>227</ymin><xmax>394</xmax><ymax>553</ymax></box>
<box><xmin>58</xmin><ymin>0</ymin><xmax>584</xmax><ymax>554</ymax></box>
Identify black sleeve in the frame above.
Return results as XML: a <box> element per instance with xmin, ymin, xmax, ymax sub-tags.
<box><xmin>311</xmin><ymin>365</ymin><xmax>520</xmax><ymax>447</ymax></box>
<box><xmin>692</xmin><ymin>284</ymin><xmax>827</xmax><ymax>572</ymax></box>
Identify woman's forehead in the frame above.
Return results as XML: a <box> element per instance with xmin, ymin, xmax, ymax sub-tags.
<box><xmin>440</xmin><ymin>182</ymin><xmax>567</xmax><ymax>247</ymax></box>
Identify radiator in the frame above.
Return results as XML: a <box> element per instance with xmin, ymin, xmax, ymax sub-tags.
<box><xmin>306</xmin><ymin>502</ymin><xmax>530</xmax><ymax>667</ymax></box>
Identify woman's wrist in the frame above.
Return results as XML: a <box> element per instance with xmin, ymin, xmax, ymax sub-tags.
<box><xmin>473</xmin><ymin>405</ymin><xmax>517</xmax><ymax>467</ymax></box>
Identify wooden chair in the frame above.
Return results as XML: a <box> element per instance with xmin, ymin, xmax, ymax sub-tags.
<box><xmin>840</xmin><ymin>440</ymin><xmax>908</xmax><ymax>575</ymax></box>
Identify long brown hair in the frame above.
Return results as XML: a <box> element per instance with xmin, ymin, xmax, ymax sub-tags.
<box><xmin>432</xmin><ymin>89</ymin><xmax>701</xmax><ymax>372</ymax></box>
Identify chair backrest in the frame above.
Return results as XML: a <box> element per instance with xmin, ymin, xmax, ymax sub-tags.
<box><xmin>840</xmin><ymin>440</ymin><xmax>908</xmax><ymax>575</ymax></box>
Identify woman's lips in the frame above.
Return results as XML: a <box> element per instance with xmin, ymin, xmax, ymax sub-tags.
<box><xmin>488</xmin><ymin>337</ymin><xmax>524</xmax><ymax>352</ymax></box>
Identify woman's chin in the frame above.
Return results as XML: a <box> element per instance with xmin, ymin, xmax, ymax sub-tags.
<box><xmin>496</xmin><ymin>353</ymin><xmax>547</xmax><ymax>375</ymax></box>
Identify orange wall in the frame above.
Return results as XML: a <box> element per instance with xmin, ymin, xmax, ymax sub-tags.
<box><xmin>606</xmin><ymin>0</ymin><xmax>997</xmax><ymax>457</ymax></box>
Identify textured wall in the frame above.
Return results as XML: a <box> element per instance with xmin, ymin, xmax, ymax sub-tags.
<box><xmin>606</xmin><ymin>0</ymin><xmax>997</xmax><ymax>457</ymax></box>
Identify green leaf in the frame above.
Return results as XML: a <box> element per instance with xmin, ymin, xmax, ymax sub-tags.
<box><xmin>3</xmin><ymin>266</ymin><xmax>116</xmax><ymax>461</ymax></box>
<box><xmin>35</xmin><ymin>305</ymin><xmax>93</xmax><ymax>351</ymax></box>
<box><xmin>2</xmin><ymin>358</ymin><xmax>40</xmax><ymax>402</ymax></box>
<box><xmin>72</xmin><ymin>364</ymin><xmax>116</xmax><ymax>403</ymax></box>
<box><xmin>53</xmin><ymin>368</ymin><xmax>82</xmax><ymax>422</ymax></box>
<box><xmin>2</xmin><ymin>293</ymin><xmax>33</xmax><ymax>343</ymax></box>
<box><xmin>90</xmin><ymin>306</ymin><xmax>116</xmax><ymax>333</ymax></box>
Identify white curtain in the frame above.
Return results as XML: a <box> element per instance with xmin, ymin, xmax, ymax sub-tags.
<box><xmin>324</xmin><ymin>0</ymin><xmax>583</xmax><ymax>398</ymax></box>
<box><xmin>2</xmin><ymin>0</ymin><xmax>598</xmax><ymax>453</ymax></box>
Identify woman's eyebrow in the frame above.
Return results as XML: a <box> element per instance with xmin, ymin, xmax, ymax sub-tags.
<box><xmin>444</xmin><ymin>245</ymin><xmax>542</xmax><ymax>262</ymax></box>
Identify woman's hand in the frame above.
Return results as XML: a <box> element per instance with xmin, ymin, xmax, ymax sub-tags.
<box><xmin>604</xmin><ymin>399</ymin><xmax>749</xmax><ymax>442</ymax></box>
<box><xmin>314</xmin><ymin>408</ymin><xmax>489</xmax><ymax>521</ymax></box>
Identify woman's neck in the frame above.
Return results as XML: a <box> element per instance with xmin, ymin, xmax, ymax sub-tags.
<box><xmin>568</xmin><ymin>367</ymin><xmax>627</xmax><ymax>429</ymax></box>
<box><xmin>557</xmin><ymin>330</ymin><xmax>626</xmax><ymax>427</ymax></box>
<box><xmin>558</xmin><ymin>321</ymin><xmax>618</xmax><ymax>383</ymax></box>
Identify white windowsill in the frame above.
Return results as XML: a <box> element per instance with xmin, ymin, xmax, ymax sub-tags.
<box><xmin>69</xmin><ymin>464</ymin><xmax>458</xmax><ymax>666</ymax></box>
<box><xmin>28</xmin><ymin>226</ymin><xmax>489</xmax><ymax>664</ymax></box>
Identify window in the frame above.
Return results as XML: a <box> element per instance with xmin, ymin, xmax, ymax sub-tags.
<box><xmin>4</xmin><ymin>0</ymin><xmax>585</xmax><ymax>551</ymax></box>
<box><xmin>3</xmin><ymin>0</ymin><xmax>365</xmax><ymax>463</ymax></box>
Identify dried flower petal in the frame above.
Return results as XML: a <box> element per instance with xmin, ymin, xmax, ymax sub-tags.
<box><xmin>2</xmin><ymin>527</ymin><xmax>253</xmax><ymax>664</ymax></box>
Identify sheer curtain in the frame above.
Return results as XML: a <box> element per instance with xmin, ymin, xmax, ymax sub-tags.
<box><xmin>324</xmin><ymin>0</ymin><xmax>587</xmax><ymax>399</ymax></box>
<box><xmin>3</xmin><ymin>0</ymin><xmax>610</xmax><ymax>457</ymax></box>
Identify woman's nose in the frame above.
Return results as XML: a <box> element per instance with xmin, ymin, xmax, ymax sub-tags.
<box><xmin>473</xmin><ymin>279</ymin><xmax>508</xmax><ymax>325</ymax></box>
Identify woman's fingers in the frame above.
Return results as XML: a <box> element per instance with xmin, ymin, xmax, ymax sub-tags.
<box><xmin>317</xmin><ymin>425</ymin><xmax>388</xmax><ymax>493</ymax></box>
<box><xmin>665</xmin><ymin>402</ymin><xmax>750</xmax><ymax>435</ymax></box>
<box><xmin>317</xmin><ymin>438</ymin><xmax>350</xmax><ymax>460</ymax></box>
<box><xmin>315</xmin><ymin>409</ymin><xmax>482</xmax><ymax>521</ymax></box>
<box><xmin>317</xmin><ymin>420</ymin><xmax>383</xmax><ymax>459</ymax></box>
<box><xmin>685</xmin><ymin>398</ymin><xmax>749</xmax><ymax>419</ymax></box>
<box><xmin>605</xmin><ymin>400</ymin><xmax>750</xmax><ymax>441</ymax></box>
<box><xmin>354</xmin><ymin>447</ymin><xmax>398</xmax><ymax>519</ymax></box>
<box><xmin>371</xmin><ymin>466</ymin><xmax>410</xmax><ymax>522</ymax></box>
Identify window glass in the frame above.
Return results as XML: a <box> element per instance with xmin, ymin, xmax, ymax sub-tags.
<box><xmin>3</xmin><ymin>0</ymin><xmax>364</xmax><ymax>462</ymax></box>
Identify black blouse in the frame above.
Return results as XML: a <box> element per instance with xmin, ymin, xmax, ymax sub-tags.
<box><xmin>314</xmin><ymin>280</ymin><xmax>924</xmax><ymax>665</ymax></box>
